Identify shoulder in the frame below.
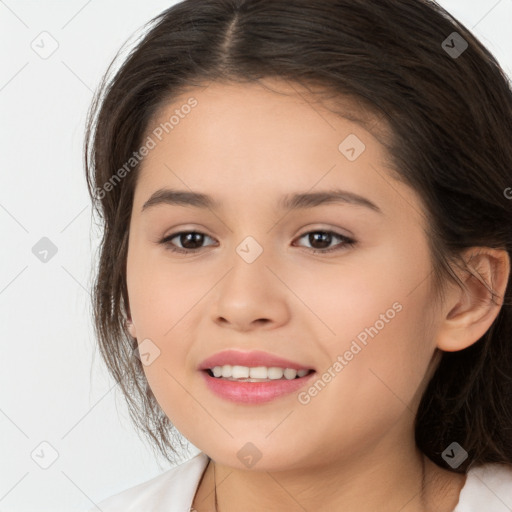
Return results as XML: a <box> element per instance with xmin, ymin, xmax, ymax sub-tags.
<box><xmin>454</xmin><ymin>462</ymin><xmax>512</xmax><ymax>512</ymax></box>
<box><xmin>86</xmin><ymin>451</ymin><xmax>210</xmax><ymax>512</ymax></box>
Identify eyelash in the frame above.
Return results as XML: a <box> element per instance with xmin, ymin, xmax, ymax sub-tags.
<box><xmin>158</xmin><ymin>229</ymin><xmax>356</xmax><ymax>255</ymax></box>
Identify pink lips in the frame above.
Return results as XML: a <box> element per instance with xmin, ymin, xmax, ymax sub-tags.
<box><xmin>198</xmin><ymin>349</ymin><xmax>316</xmax><ymax>404</ymax></box>
<box><xmin>198</xmin><ymin>349</ymin><xmax>313</xmax><ymax>372</ymax></box>
<box><xmin>200</xmin><ymin>370</ymin><xmax>316</xmax><ymax>404</ymax></box>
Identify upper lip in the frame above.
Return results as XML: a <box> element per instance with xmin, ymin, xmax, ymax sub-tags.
<box><xmin>198</xmin><ymin>350</ymin><xmax>315</xmax><ymax>371</ymax></box>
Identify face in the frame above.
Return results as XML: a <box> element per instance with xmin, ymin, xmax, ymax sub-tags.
<box><xmin>126</xmin><ymin>79</ymin><xmax>441</xmax><ymax>472</ymax></box>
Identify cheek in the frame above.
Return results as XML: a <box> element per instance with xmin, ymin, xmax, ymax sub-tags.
<box><xmin>125</xmin><ymin>250</ymin><xmax>210</xmax><ymax>425</ymax></box>
<box><xmin>297</xmin><ymin>242</ymin><xmax>435</xmax><ymax>429</ymax></box>
<box><xmin>296</xmin><ymin>240</ymin><xmax>430</xmax><ymax>350</ymax></box>
<box><xmin>126</xmin><ymin>244</ymin><xmax>211</xmax><ymax>336</ymax></box>
<box><xmin>291</xmin><ymin>296</ymin><xmax>434</xmax><ymax>466</ymax></box>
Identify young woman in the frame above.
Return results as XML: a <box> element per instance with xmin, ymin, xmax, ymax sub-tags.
<box><xmin>85</xmin><ymin>1</ymin><xmax>512</xmax><ymax>510</ymax></box>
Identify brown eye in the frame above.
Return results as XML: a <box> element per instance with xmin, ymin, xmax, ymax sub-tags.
<box><xmin>294</xmin><ymin>230</ymin><xmax>356</xmax><ymax>254</ymax></box>
<box><xmin>158</xmin><ymin>229</ymin><xmax>356</xmax><ymax>255</ymax></box>
<box><xmin>159</xmin><ymin>231</ymin><xmax>216</xmax><ymax>253</ymax></box>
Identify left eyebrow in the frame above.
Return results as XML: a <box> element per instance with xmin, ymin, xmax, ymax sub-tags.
<box><xmin>141</xmin><ymin>187</ymin><xmax>383</xmax><ymax>214</ymax></box>
<box><xmin>279</xmin><ymin>189</ymin><xmax>382</xmax><ymax>214</ymax></box>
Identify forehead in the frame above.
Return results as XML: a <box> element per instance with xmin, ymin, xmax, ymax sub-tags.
<box><xmin>145</xmin><ymin>78</ymin><xmax>389</xmax><ymax>152</ymax></box>
<box><xmin>133</xmin><ymin>79</ymin><xmax>423</xmax><ymax>221</ymax></box>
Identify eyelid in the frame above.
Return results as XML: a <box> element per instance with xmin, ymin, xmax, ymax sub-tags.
<box><xmin>158</xmin><ymin>225</ymin><xmax>357</xmax><ymax>255</ymax></box>
<box><xmin>295</xmin><ymin>223</ymin><xmax>354</xmax><ymax>238</ymax></box>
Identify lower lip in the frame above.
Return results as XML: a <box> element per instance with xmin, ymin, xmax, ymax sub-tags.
<box><xmin>200</xmin><ymin>370</ymin><xmax>316</xmax><ymax>404</ymax></box>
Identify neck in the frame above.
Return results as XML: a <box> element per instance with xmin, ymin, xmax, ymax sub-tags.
<box><xmin>212</xmin><ymin>452</ymin><xmax>426</xmax><ymax>512</ymax></box>
<box><xmin>194</xmin><ymin>436</ymin><xmax>460</xmax><ymax>512</ymax></box>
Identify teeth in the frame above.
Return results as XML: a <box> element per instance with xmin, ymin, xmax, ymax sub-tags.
<box><xmin>209</xmin><ymin>365</ymin><xmax>311</xmax><ymax>380</ymax></box>
<box><xmin>232</xmin><ymin>365</ymin><xmax>250</xmax><ymax>379</ymax></box>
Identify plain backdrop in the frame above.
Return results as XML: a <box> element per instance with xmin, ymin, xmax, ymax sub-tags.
<box><xmin>1</xmin><ymin>1</ymin><xmax>511</xmax><ymax>510</ymax></box>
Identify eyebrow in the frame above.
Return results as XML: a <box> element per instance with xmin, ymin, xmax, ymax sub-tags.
<box><xmin>141</xmin><ymin>188</ymin><xmax>382</xmax><ymax>214</ymax></box>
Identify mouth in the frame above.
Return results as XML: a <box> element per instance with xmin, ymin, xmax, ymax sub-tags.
<box><xmin>200</xmin><ymin>365</ymin><xmax>317</xmax><ymax>404</ymax></box>
<box><xmin>203</xmin><ymin>365</ymin><xmax>315</xmax><ymax>382</ymax></box>
<box><xmin>198</xmin><ymin>350</ymin><xmax>317</xmax><ymax>403</ymax></box>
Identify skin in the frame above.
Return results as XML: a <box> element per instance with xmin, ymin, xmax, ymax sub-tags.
<box><xmin>125</xmin><ymin>78</ymin><xmax>510</xmax><ymax>512</ymax></box>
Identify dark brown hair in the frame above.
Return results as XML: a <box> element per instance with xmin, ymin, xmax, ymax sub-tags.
<box><xmin>84</xmin><ymin>0</ymin><xmax>512</xmax><ymax>469</ymax></box>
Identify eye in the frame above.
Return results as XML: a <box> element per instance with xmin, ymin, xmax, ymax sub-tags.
<box><xmin>158</xmin><ymin>229</ymin><xmax>356</xmax><ymax>255</ymax></box>
<box><xmin>293</xmin><ymin>230</ymin><xmax>356</xmax><ymax>254</ymax></box>
<box><xmin>159</xmin><ymin>231</ymin><xmax>217</xmax><ymax>254</ymax></box>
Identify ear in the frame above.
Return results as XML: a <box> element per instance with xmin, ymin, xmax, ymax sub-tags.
<box><xmin>126</xmin><ymin>318</ymin><xmax>137</xmax><ymax>338</ymax></box>
<box><xmin>123</xmin><ymin>291</ymin><xmax>138</xmax><ymax>338</ymax></box>
<box><xmin>125</xmin><ymin>306</ymin><xmax>137</xmax><ymax>338</ymax></box>
<box><xmin>435</xmin><ymin>247</ymin><xmax>510</xmax><ymax>352</ymax></box>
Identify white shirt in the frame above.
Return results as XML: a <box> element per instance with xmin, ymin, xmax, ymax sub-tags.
<box><xmin>88</xmin><ymin>452</ymin><xmax>512</xmax><ymax>511</ymax></box>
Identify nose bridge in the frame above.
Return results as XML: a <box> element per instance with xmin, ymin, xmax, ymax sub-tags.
<box><xmin>210</xmin><ymin>231</ymin><xmax>290</xmax><ymax>329</ymax></box>
<box><xmin>235</xmin><ymin>233</ymin><xmax>266</xmax><ymax>266</ymax></box>
<box><xmin>223</xmin><ymin>233</ymin><xmax>272</xmax><ymax>298</ymax></box>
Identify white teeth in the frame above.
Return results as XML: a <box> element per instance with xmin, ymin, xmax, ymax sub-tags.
<box><xmin>249</xmin><ymin>366</ymin><xmax>267</xmax><ymax>379</ymax></box>
<box><xmin>209</xmin><ymin>365</ymin><xmax>311</xmax><ymax>380</ymax></box>
<box><xmin>284</xmin><ymin>368</ymin><xmax>299</xmax><ymax>379</ymax></box>
<box><xmin>268</xmin><ymin>367</ymin><xmax>284</xmax><ymax>379</ymax></box>
<box><xmin>212</xmin><ymin>366</ymin><xmax>224</xmax><ymax>378</ymax></box>
<box><xmin>231</xmin><ymin>365</ymin><xmax>250</xmax><ymax>379</ymax></box>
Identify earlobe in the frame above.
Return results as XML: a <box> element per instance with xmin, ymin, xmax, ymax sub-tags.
<box><xmin>124</xmin><ymin>301</ymin><xmax>137</xmax><ymax>338</ymax></box>
<box><xmin>125</xmin><ymin>317</ymin><xmax>137</xmax><ymax>338</ymax></box>
<box><xmin>435</xmin><ymin>248</ymin><xmax>510</xmax><ymax>352</ymax></box>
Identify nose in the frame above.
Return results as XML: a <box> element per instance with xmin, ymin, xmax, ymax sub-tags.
<box><xmin>210</xmin><ymin>252</ymin><xmax>291</xmax><ymax>332</ymax></box>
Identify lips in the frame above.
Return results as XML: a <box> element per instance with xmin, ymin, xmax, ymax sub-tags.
<box><xmin>197</xmin><ymin>349</ymin><xmax>315</xmax><ymax>372</ymax></box>
<box><xmin>201</xmin><ymin>369</ymin><xmax>317</xmax><ymax>404</ymax></box>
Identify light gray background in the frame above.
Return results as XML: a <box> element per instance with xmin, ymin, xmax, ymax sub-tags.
<box><xmin>1</xmin><ymin>1</ymin><xmax>511</xmax><ymax>511</ymax></box>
